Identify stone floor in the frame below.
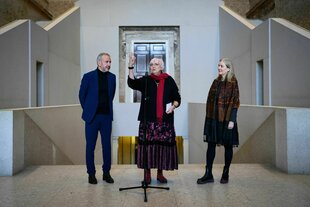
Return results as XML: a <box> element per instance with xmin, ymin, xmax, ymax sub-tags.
<box><xmin>0</xmin><ymin>164</ymin><xmax>309</xmax><ymax>207</ymax></box>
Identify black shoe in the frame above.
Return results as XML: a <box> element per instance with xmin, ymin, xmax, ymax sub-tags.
<box><xmin>102</xmin><ymin>172</ymin><xmax>114</xmax><ymax>183</ymax></box>
<box><xmin>88</xmin><ymin>175</ymin><xmax>98</xmax><ymax>184</ymax></box>
<box><xmin>197</xmin><ymin>175</ymin><xmax>214</xmax><ymax>184</ymax></box>
<box><xmin>220</xmin><ymin>167</ymin><xmax>229</xmax><ymax>184</ymax></box>
<box><xmin>197</xmin><ymin>166</ymin><xmax>214</xmax><ymax>184</ymax></box>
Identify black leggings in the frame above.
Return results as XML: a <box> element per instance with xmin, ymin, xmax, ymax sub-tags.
<box><xmin>206</xmin><ymin>142</ymin><xmax>233</xmax><ymax>170</ymax></box>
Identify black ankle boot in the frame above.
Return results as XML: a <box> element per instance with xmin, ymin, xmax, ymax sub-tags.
<box><xmin>197</xmin><ymin>166</ymin><xmax>214</xmax><ymax>184</ymax></box>
<box><xmin>220</xmin><ymin>166</ymin><xmax>229</xmax><ymax>184</ymax></box>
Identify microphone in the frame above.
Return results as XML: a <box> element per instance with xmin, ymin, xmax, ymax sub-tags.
<box><xmin>144</xmin><ymin>71</ymin><xmax>149</xmax><ymax>101</ymax></box>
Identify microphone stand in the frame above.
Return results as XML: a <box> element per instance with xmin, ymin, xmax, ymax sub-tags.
<box><xmin>119</xmin><ymin>71</ymin><xmax>169</xmax><ymax>202</ymax></box>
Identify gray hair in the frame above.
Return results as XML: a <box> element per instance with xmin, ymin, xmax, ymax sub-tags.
<box><xmin>150</xmin><ymin>58</ymin><xmax>165</xmax><ymax>69</ymax></box>
<box><xmin>97</xmin><ymin>52</ymin><xmax>110</xmax><ymax>63</ymax></box>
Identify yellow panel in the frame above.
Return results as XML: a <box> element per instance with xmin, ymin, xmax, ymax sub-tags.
<box><xmin>118</xmin><ymin>136</ymin><xmax>184</xmax><ymax>164</ymax></box>
<box><xmin>176</xmin><ymin>136</ymin><xmax>184</xmax><ymax>164</ymax></box>
<box><xmin>130</xmin><ymin>136</ymin><xmax>136</xmax><ymax>164</ymax></box>
<box><xmin>118</xmin><ymin>136</ymin><xmax>137</xmax><ymax>164</ymax></box>
<box><xmin>118</xmin><ymin>137</ymin><xmax>122</xmax><ymax>164</ymax></box>
<box><xmin>118</xmin><ymin>136</ymin><xmax>125</xmax><ymax>164</ymax></box>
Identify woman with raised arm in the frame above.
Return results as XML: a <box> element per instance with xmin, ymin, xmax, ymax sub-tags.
<box><xmin>127</xmin><ymin>54</ymin><xmax>181</xmax><ymax>184</ymax></box>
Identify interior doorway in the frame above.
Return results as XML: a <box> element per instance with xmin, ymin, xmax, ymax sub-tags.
<box><xmin>36</xmin><ymin>61</ymin><xmax>44</xmax><ymax>107</ymax></box>
<box><xmin>256</xmin><ymin>60</ymin><xmax>264</xmax><ymax>105</ymax></box>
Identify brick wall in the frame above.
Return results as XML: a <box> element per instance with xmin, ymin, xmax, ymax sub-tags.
<box><xmin>224</xmin><ymin>0</ymin><xmax>310</xmax><ymax>31</ymax></box>
<box><xmin>0</xmin><ymin>0</ymin><xmax>75</xmax><ymax>27</ymax></box>
<box><xmin>224</xmin><ymin>0</ymin><xmax>250</xmax><ymax>17</ymax></box>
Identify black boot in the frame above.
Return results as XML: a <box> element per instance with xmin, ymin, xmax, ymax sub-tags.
<box><xmin>197</xmin><ymin>166</ymin><xmax>214</xmax><ymax>184</ymax></box>
<box><xmin>220</xmin><ymin>166</ymin><xmax>229</xmax><ymax>184</ymax></box>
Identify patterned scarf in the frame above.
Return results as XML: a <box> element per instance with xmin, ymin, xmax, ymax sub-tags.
<box><xmin>150</xmin><ymin>73</ymin><xmax>169</xmax><ymax>122</ymax></box>
<box><xmin>206</xmin><ymin>75</ymin><xmax>240</xmax><ymax>122</ymax></box>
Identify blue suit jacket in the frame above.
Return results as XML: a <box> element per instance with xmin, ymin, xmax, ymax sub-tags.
<box><xmin>79</xmin><ymin>69</ymin><xmax>116</xmax><ymax>123</ymax></box>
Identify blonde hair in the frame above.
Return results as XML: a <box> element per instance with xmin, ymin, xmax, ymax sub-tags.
<box><xmin>220</xmin><ymin>58</ymin><xmax>235</xmax><ymax>82</ymax></box>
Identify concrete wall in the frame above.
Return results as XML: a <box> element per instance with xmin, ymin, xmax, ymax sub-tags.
<box><xmin>76</xmin><ymin>0</ymin><xmax>223</xmax><ymax>103</ymax></box>
<box><xmin>251</xmin><ymin>20</ymin><xmax>270</xmax><ymax>105</ymax></box>
<box><xmin>189</xmin><ymin>103</ymin><xmax>276</xmax><ymax>165</ymax></box>
<box><xmin>270</xmin><ymin>19</ymin><xmax>310</xmax><ymax>107</ymax></box>
<box><xmin>286</xmin><ymin>108</ymin><xmax>310</xmax><ymax>174</ymax></box>
<box><xmin>0</xmin><ymin>103</ymin><xmax>188</xmax><ymax>175</ymax></box>
<box><xmin>0</xmin><ymin>111</ymin><xmax>14</xmax><ymax>175</ymax></box>
<box><xmin>0</xmin><ymin>6</ymin><xmax>80</xmax><ymax>109</ymax></box>
<box><xmin>188</xmin><ymin>103</ymin><xmax>310</xmax><ymax>174</ymax></box>
<box><xmin>220</xmin><ymin>6</ymin><xmax>310</xmax><ymax>107</ymax></box>
<box><xmin>0</xmin><ymin>20</ymin><xmax>32</xmax><ymax>108</ymax></box>
<box><xmin>45</xmin><ymin>7</ymin><xmax>81</xmax><ymax>105</ymax></box>
<box><xmin>2</xmin><ymin>103</ymin><xmax>309</xmax><ymax>175</ymax></box>
<box><xmin>219</xmin><ymin>6</ymin><xmax>254</xmax><ymax>105</ymax></box>
<box><xmin>31</xmin><ymin>20</ymin><xmax>49</xmax><ymax>106</ymax></box>
<box><xmin>0</xmin><ymin>19</ymin><xmax>49</xmax><ymax>108</ymax></box>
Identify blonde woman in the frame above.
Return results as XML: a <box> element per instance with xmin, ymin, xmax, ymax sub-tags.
<box><xmin>197</xmin><ymin>58</ymin><xmax>240</xmax><ymax>184</ymax></box>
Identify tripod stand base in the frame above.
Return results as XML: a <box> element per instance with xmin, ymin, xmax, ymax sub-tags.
<box><xmin>119</xmin><ymin>181</ymin><xmax>169</xmax><ymax>202</ymax></box>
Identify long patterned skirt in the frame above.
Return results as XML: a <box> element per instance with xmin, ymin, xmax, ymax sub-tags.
<box><xmin>136</xmin><ymin>121</ymin><xmax>178</xmax><ymax>170</ymax></box>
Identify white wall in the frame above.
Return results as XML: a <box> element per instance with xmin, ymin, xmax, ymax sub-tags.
<box><xmin>0</xmin><ymin>7</ymin><xmax>80</xmax><ymax>109</ymax></box>
<box><xmin>286</xmin><ymin>108</ymin><xmax>310</xmax><ymax>174</ymax></box>
<box><xmin>3</xmin><ymin>103</ymin><xmax>309</xmax><ymax>175</ymax></box>
<box><xmin>0</xmin><ymin>20</ymin><xmax>32</xmax><ymax>109</ymax></box>
<box><xmin>0</xmin><ymin>103</ymin><xmax>188</xmax><ymax>175</ymax></box>
<box><xmin>76</xmin><ymin>0</ymin><xmax>223</xmax><ymax>103</ymax></box>
<box><xmin>251</xmin><ymin>21</ymin><xmax>270</xmax><ymax>105</ymax></box>
<box><xmin>45</xmin><ymin>7</ymin><xmax>81</xmax><ymax>106</ymax></box>
<box><xmin>220</xmin><ymin>6</ymin><xmax>310</xmax><ymax>107</ymax></box>
<box><xmin>270</xmin><ymin>19</ymin><xmax>310</xmax><ymax>107</ymax></box>
<box><xmin>31</xmin><ymin>20</ymin><xmax>49</xmax><ymax>106</ymax></box>
<box><xmin>0</xmin><ymin>111</ymin><xmax>13</xmax><ymax>175</ymax></box>
<box><xmin>0</xmin><ymin>20</ymin><xmax>49</xmax><ymax>109</ymax></box>
<box><xmin>188</xmin><ymin>103</ymin><xmax>310</xmax><ymax>174</ymax></box>
<box><xmin>219</xmin><ymin>7</ymin><xmax>254</xmax><ymax>105</ymax></box>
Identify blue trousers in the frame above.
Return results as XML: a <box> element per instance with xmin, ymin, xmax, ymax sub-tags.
<box><xmin>85</xmin><ymin>114</ymin><xmax>112</xmax><ymax>175</ymax></box>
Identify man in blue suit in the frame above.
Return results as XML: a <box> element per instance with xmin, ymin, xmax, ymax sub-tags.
<box><xmin>79</xmin><ymin>52</ymin><xmax>116</xmax><ymax>184</ymax></box>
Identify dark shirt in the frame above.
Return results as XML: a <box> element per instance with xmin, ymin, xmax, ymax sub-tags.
<box><xmin>96</xmin><ymin>69</ymin><xmax>110</xmax><ymax>114</ymax></box>
<box><xmin>127</xmin><ymin>75</ymin><xmax>181</xmax><ymax>123</ymax></box>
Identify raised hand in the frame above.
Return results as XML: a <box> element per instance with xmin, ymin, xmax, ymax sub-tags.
<box><xmin>128</xmin><ymin>53</ymin><xmax>136</xmax><ymax>67</ymax></box>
